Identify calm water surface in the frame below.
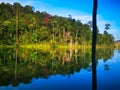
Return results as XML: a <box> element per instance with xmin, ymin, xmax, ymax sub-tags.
<box><xmin>0</xmin><ymin>48</ymin><xmax>120</xmax><ymax>90</ymax></box>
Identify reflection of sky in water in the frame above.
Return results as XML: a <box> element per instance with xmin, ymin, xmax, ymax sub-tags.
<box><xmin>0</xmin><ymin>50</ymin><xmax>120</xmax><ymax>90</ymax></box>
<box><xmin>97</xmin><ymin>50</ymin><xmax>120</xmax><ymax>90</ymax></box>
<box><xmin>1</xmin><ymin>70</ymin><xmax>92</xmax><ymax>90</ymax></box>
<box><xmin>24</xmin><ymin>71</ymin><xmax>91</xmax><ymax>90</ymax></box>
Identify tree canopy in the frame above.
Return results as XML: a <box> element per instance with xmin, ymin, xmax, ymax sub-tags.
<box><xmin>0</xmin><ymin>2</ymin><xmax>114</xmax><ymax>46</ymax></box>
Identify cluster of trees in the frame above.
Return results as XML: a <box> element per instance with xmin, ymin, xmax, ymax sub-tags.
<box><xmin>0</xmin><ymin>47</ymin><xmax>114</xmax><ymax>86</ymax></box>
<box><xmin>0</xmin><ymin>2</ymin><xmax>114</xmax><ymax>46</ymax></box>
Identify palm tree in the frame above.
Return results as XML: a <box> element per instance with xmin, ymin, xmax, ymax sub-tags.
<box><xmin>92</xmin><ymin>0</ymin><xmax>98</xmax><ymax>90</ymax></box>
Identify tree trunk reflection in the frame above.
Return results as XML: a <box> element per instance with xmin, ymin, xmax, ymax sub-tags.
<box><xmin>14</xmin><ymin>48</ymin><xmax>18</xmax><ymax>86</ymax></box>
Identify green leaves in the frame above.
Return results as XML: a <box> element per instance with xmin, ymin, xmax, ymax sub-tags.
<box><xmin>2</xmin><ymin>21</ymin><xmax>11</xmax><ymax>26</ymax></box>
<box><xmin>0</xmin><ymin>2</ymin><xmax>114</xmax><ymax>46</ymax></box>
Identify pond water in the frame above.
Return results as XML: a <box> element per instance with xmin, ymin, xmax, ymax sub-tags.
<box><xmin>0</xmin><ymin>48</ymin><xmax>120</xmax><ymax>90</ymax></box>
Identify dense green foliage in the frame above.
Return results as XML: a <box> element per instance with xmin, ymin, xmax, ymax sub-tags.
<box><xmin>0</xmin><ymin>2</ymin><xmax>114</xmax><ymax>46</ymax></box>
<box><xmin>0</xmin><ymin>48</ymin><xmax>114</xmax><ymax>86</ymax></box>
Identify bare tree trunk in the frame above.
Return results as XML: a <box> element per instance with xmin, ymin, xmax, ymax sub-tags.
<box><xmin>63</xmin><ymin>29</ymin><xmax>65</xmax><ymax>41</ymax></box>
<box><xmin>92</xmin><ymin>0</ymin><xmax>98</xmax><ymax>90</ymax></box>
<box><xmin>75</xmin><ymin>30</ymin><xmax>78</xmax><ymax>46</ymax></box>
<box><xmin>69</xmin><ymin>36</ymin><xmax>72</xmax><ymax>48</ymax></box>
<box><xmin>16</xmin><ymin>5</ymin><xmax>18</xmax><ymax>45</ymax></box>
<box><xmin>53</xmin><ymin>23</ymin><xmax>54</xmax><ymax>43</ymax></box>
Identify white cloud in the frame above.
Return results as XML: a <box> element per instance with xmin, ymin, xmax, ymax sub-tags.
<box><xmin>0</xmin><ymin>0</ymin><xmax>33</xmax><ymax>6</ymax></box>
<box><xmin>108</xmin><ymin>28</ymin><xmax>120</xmax><ymax>40</ymax></box>
<box><xmin>0</xmin><ymin>0</ymin><xmax>19</xmax><ymax>4</ymax></box>
<box><xmin>73</xmin><ymin>15</ymin><xmax>92</xmax><ymax>24</ymax></box>
<box><xmin>0</xmin><ymin>0</ymin><xmax>15</xmax><ymax>3</ymax></box>
<box><xmin>97</xmin><ymin>15</ymin><xmax>120</xmax><ymax>40</ymax></box>
<box><xmin>73</xmin><ymin>14</ymin><xmax>120</xmax><ymax>40</ymax></box>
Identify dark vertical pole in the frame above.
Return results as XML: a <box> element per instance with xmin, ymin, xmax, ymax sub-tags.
<box><xmin>92</xmin><ymin>0</ymin><xmax>98</xmax><ymax>90</ymax></box>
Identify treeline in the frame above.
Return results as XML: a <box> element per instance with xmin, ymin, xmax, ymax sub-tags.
<box><xmin>0</xmin><ymin>2</ymin><xmax>114</xmax><ymax>46</ymax></box>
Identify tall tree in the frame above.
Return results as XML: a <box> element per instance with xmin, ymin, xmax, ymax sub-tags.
<box><xmin>87</xmin><ymin>21</ymin><xmax>93</xmax><ymax>28</ymax></box>
<box><xmin>16</xmin><ymin>4</ymin><xmax>19</xmax><ymax>46</ymax></box>
<box><xmin>43</xmin><ymin>14</ymin><xmax>51</xmax><ymax>26</ymax></box>
<box><xmin>92</xmin><ymin>0</ymin><xmax>98</xmax><ymax>90</ymax></box>
<box><xmin>104</xmin><ymin>23</ymin><xmax>110</xmax><ymax>34</ymax></box>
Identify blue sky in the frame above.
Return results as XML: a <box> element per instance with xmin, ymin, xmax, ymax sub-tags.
<box><xmin>0</xmin><ymin>0</ymin><xmax>120</xmax><ymax>40</ymax></box>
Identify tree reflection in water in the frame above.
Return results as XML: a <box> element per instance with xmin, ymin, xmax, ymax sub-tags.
<box><xmin>0</xmin><ymin>47</ymin><xmax>114</xmax><ymax>87</ymax></box>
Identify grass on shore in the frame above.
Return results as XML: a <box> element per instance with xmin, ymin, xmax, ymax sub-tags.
<box><xmin>0</xmin><ymin>44</ymin><xmax>114</xmax><ymax>50</ymax></box>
